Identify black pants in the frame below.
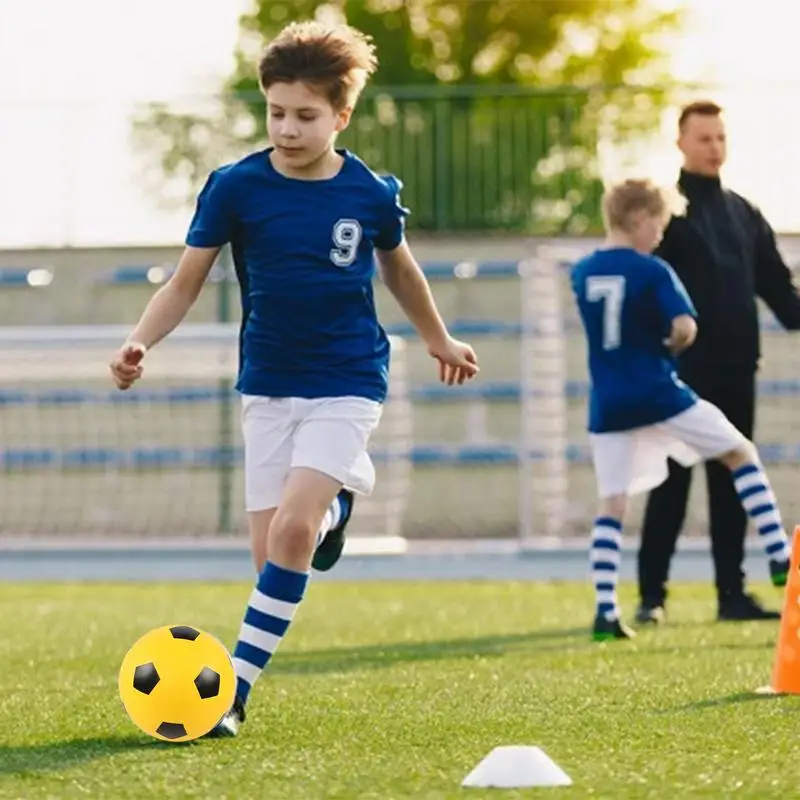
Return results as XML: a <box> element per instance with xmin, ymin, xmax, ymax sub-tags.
<box><xmin>637</xmin><ymin>368</ymin><xmax>756</xmax><ymax>604</ymax></box>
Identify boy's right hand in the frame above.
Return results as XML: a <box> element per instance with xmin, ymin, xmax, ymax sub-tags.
<box><xmin>110</xmin><ymin>342</ymin><xmax>146</xmax><ymax>390</ymax></box>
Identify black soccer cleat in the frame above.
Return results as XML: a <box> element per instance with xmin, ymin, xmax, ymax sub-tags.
<box><xmin>206</xmin><ymin>695</ymin><xmax>246</xmax><ymax>738</ymax></box>
<box><xmin>718</xmin><ymin>592</ymin><xmax>780</xmax><ymax>621</ymax></box>
<box><xmin>635</xmin><ymin>603</ymin><xmax>666</xmax><ymax>625</ymax></box>
<box><xmin>312</xmin><ymin>488</ymin><xmax>354</xmax><ymax>572</ymax></box>
<box><xmin>592</xmin><ymin>614</ymin><xmax>636</xmax><ymax>642</ymax></box>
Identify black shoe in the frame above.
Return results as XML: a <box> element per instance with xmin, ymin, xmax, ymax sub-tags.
<box><xmin>718</xmin><ymin>592</ymin><xmax>780</xmax><ymax>621</ymax></box>
<box><xmin>635</xmin><ymin>603</ymin><xmax>665</xmax><ymax>625</ymax></box>
<box><xmin>312</xmin><ymin>488</ymin><xmax>354</xmax><ymax>572</ymax></box>
<box><xmin>592</xmin><ymin>614</ymin><xmax>636</xmax><ymax>642</ymax></box>
<box><xmin>770</xmin><ymin>557</ymin><xmax>791</xmax><ymax>588</ymax></box>
<box><xmin>206</xmin><ymin>695</ymin><xmax>246</xmax><ymax>738</ymax></box>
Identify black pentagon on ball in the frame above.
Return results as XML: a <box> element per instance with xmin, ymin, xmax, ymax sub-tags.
<box><xmin>156</xmin><ymin>721</ymin><xmax>187</xmax><ymax>740</ymax></box>
<box><xmin>133</xmin><ymin>662</ymin><xmax>160</xmax><ymax>695</ymax></box>
<box><xmin>169</xmin><ymin>625</ymin><xmax>200</xmax><ymax>641</ymax></box>
<box><xmin>194</xmin><ymin>666</ymin><xmax>221</xmax><ymax>699</ymax></box>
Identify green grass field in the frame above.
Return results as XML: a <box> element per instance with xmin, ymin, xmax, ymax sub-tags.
<box><xmin>0</xmin><ymin>579</ymin><xmax>795</xmax><ymax>799</ymax></box>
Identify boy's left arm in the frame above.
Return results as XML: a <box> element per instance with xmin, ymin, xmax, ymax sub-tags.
<box><xmin>754</xmin><ymin>210</ymin><xmax>800</xmax><ymax>330</ymax></box>
<box><xmin>376</xmin><ymin>241</ymin><xmax>479</xmax><ymax>385</ymax></box>
<box><xmin>653</xmin><ymin>261</ymin><xmax>698</xmax><ymax>355</ymax></box>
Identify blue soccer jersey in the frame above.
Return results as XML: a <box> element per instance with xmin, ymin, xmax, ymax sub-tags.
<box><xmin>186</xmin><ymin>148</ymin><xmax>409</xmax><ymax>403</ymax></box>
<box><xmin>570</xmin><ymin>247</ymin><xmax>699</xmax><ymax>433</ymax></box>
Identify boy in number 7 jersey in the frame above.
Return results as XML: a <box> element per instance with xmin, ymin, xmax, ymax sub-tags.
<box><xmin>570</xmin><ymin>179</ymin><xmax>790</xmax><ymax>641</ymax></box>
<box><xmin>109</xmin><ymin>21</ymin><xmax>479</xmax><ymax>734</ymax></box>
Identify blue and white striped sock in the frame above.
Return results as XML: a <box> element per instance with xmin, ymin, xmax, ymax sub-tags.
<box><xmin>591</xmin><ymin>517</ymin><xmax>623</xmax><ymax>620</ymax></box>
<box><xmin>732</xmin><ymin>463</ymin><xmax>790</xmax><ymax>564</ymax></box>
<box><xmin>232</xmin><ymin>561</ymin><xmax>308</xmax><ymax>704</ymax></box>
<box><xmin>314</xmin><ymin>494</ymin><xmax>344</xmax><ymax>549</ymax></box>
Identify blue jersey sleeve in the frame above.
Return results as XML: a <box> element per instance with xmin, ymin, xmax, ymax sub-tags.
<box><xmin>186</xmin><ymin>168</ymin><xmax>234</xmax><ymax>248</ymax></box>
<box><xmin>652</xmin><ymin>258</ymin><xmax>696</xmax><ymax>321</ymax></box>
<box><xmin>373</xmin><ymin>175</ymin><xmax>410</xmax><ymax>251</ymax></box>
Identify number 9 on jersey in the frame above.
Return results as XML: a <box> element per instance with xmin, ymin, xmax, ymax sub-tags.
<box><xmin>330</xmin><ymin>219</ymin><xmax>363</xmax><ymax>268</ymax></box>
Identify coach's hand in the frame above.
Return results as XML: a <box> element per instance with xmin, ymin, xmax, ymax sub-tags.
<box><xmin>110</xmin><ymin>342</ymin><xmax>146</xmax><ymax>390</ymax></box>
<box><xmin>663</xmin><ymin>314</ymin><xmax>697</xmax><ymax>356</ymax></box>
<box><xmin>429</xmin><ymin>336</ymin><xmax>479</xmax><ymax>385</ymax></box>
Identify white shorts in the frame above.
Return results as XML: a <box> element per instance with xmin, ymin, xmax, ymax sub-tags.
<box><xmin>241</xmin><ymin>395</ymin><xmax>383</xmax><ymax>512</ymax></box>
<box><xmin>589</xmin><ymin>400</ymin><xmax>749</xmax><ymax>499</ymax></box>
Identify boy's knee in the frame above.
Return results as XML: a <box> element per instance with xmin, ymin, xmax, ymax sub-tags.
<box><xmin>270</xmin><ymin>507</ymin><xmax>320</xmax><ymax>558</ymax></box>
<box><xmin>740</xmin><ymin>439</ymin><xmax>758</xmax><ymax>462</ymax></box>
<box><xmin>719</xmin><ymin>440</ymin><xmax>758</xmax><ymax>470</ymax></box>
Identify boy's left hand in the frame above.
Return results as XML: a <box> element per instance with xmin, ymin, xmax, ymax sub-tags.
<box><xmin>663</xmin><ymin>314</ymin><xmax>697</xmax><ymax>356</ymax></box>
<box><xmin>428</xmin><ymin>336</ymin><xmax>479</xmax><ymax>385</ymax></box>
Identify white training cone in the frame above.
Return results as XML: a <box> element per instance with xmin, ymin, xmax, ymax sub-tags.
<box><xmin>462</xmin><ymin>745</ymin><xmax>572</xmax><ymax>789</ymax></box>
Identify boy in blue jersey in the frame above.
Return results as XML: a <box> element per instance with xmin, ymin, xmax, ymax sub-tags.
<box><xmin>109</xmin><ymin>21</ymin><xmax>478</xmax><ymax>735</ymax></box>
<box><xmin>571</xmin><ymin>179</ymin><xmax>790</xmax><ymax>642</ymax></box>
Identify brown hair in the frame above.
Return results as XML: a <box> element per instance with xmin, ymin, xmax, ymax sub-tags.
<box><xmin>678</xmin><ymin>100</ymin><xmax>722</xmax><ymax>131</ymax></box>
<box><xmin>602</xmin><ymin>179</ymin><xmax>681</xmax><ymax>232</ymax></box>
<box><xmin>258</xmin><ymin>21</ymin><xmax>378</xmax><ymax>111</ymax></box>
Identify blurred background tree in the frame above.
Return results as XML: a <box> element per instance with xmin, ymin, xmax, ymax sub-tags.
<box><xmin>133</xmin><ymin>0</ymin><xmax>685</xmax><ymax>233</ymax></box>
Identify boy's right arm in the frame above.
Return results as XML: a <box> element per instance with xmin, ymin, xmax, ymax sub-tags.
<box><xmin>111</xmin><ymin>168</ymin><xmax>233</xmax><ymax>390</ymax></box>
<box><xmin>109</xmin><ymin>246</ymin><xmax>219</xmax><ymax>389</ymax></box>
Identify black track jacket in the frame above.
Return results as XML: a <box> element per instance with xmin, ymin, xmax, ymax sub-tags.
<box><xmin>655</xmin><ymin>169</ymin><xmax>800</xmax><ymax>376</ymax></box>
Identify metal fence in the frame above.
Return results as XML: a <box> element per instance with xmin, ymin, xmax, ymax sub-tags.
<box><xmin>339</xmin><ymin>85</ymin><xmax>602</xmax><ymax>232</ymax></box>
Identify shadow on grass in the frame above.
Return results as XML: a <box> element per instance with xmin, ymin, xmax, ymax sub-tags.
<box><xmin>660</xmin><ymin>691</ymin><xmax>786</xmax><ymax>714</ymax></box>
<box><xmin>270</xmin><ymin>626</ymin><xmax>589</xmax><ymax>676</ymax></box>
<box><xmin>0</xmin><ymin>734</ymin><xmax>183</xmax><ymax>776</ymax></box>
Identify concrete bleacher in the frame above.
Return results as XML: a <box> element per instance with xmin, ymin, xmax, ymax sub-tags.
<box><xmin>86</xmin><ymin>260</ymin><xmax>523</xmax><ymax>286</ymax></box>
<box><xmin>3</xmin><ymin>241</ymin><xmax>800</xmax><ymax>538</ymax></box>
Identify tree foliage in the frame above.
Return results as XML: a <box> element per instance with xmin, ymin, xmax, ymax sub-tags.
<box><xmin>133</xmin><ymin>0</ymin><xmax>684</xmax><ymax>232</ymax></box>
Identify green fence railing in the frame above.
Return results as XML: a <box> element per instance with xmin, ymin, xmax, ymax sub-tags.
<box><xmin>336</xmin><ymin>84</ymin><xmax>608</xmax><ymax>233</ymax></box>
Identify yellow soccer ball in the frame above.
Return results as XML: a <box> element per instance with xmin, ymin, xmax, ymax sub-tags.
<box><xmin>118</xmin><ymin>624</ymin><xmax>235</xmax><ymax>742</ymax></box>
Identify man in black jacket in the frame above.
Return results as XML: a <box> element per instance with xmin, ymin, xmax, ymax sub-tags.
<box><xmin>636</xmin><ymin>100</ymin><xmax>800</xmax><ymax>623</ymax></box>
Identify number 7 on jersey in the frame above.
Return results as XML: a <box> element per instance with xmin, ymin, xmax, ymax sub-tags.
<box><xmin>586</xmin><ymin>275</ymin><xmax>625</xmax><ymax>351</ymax></box>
